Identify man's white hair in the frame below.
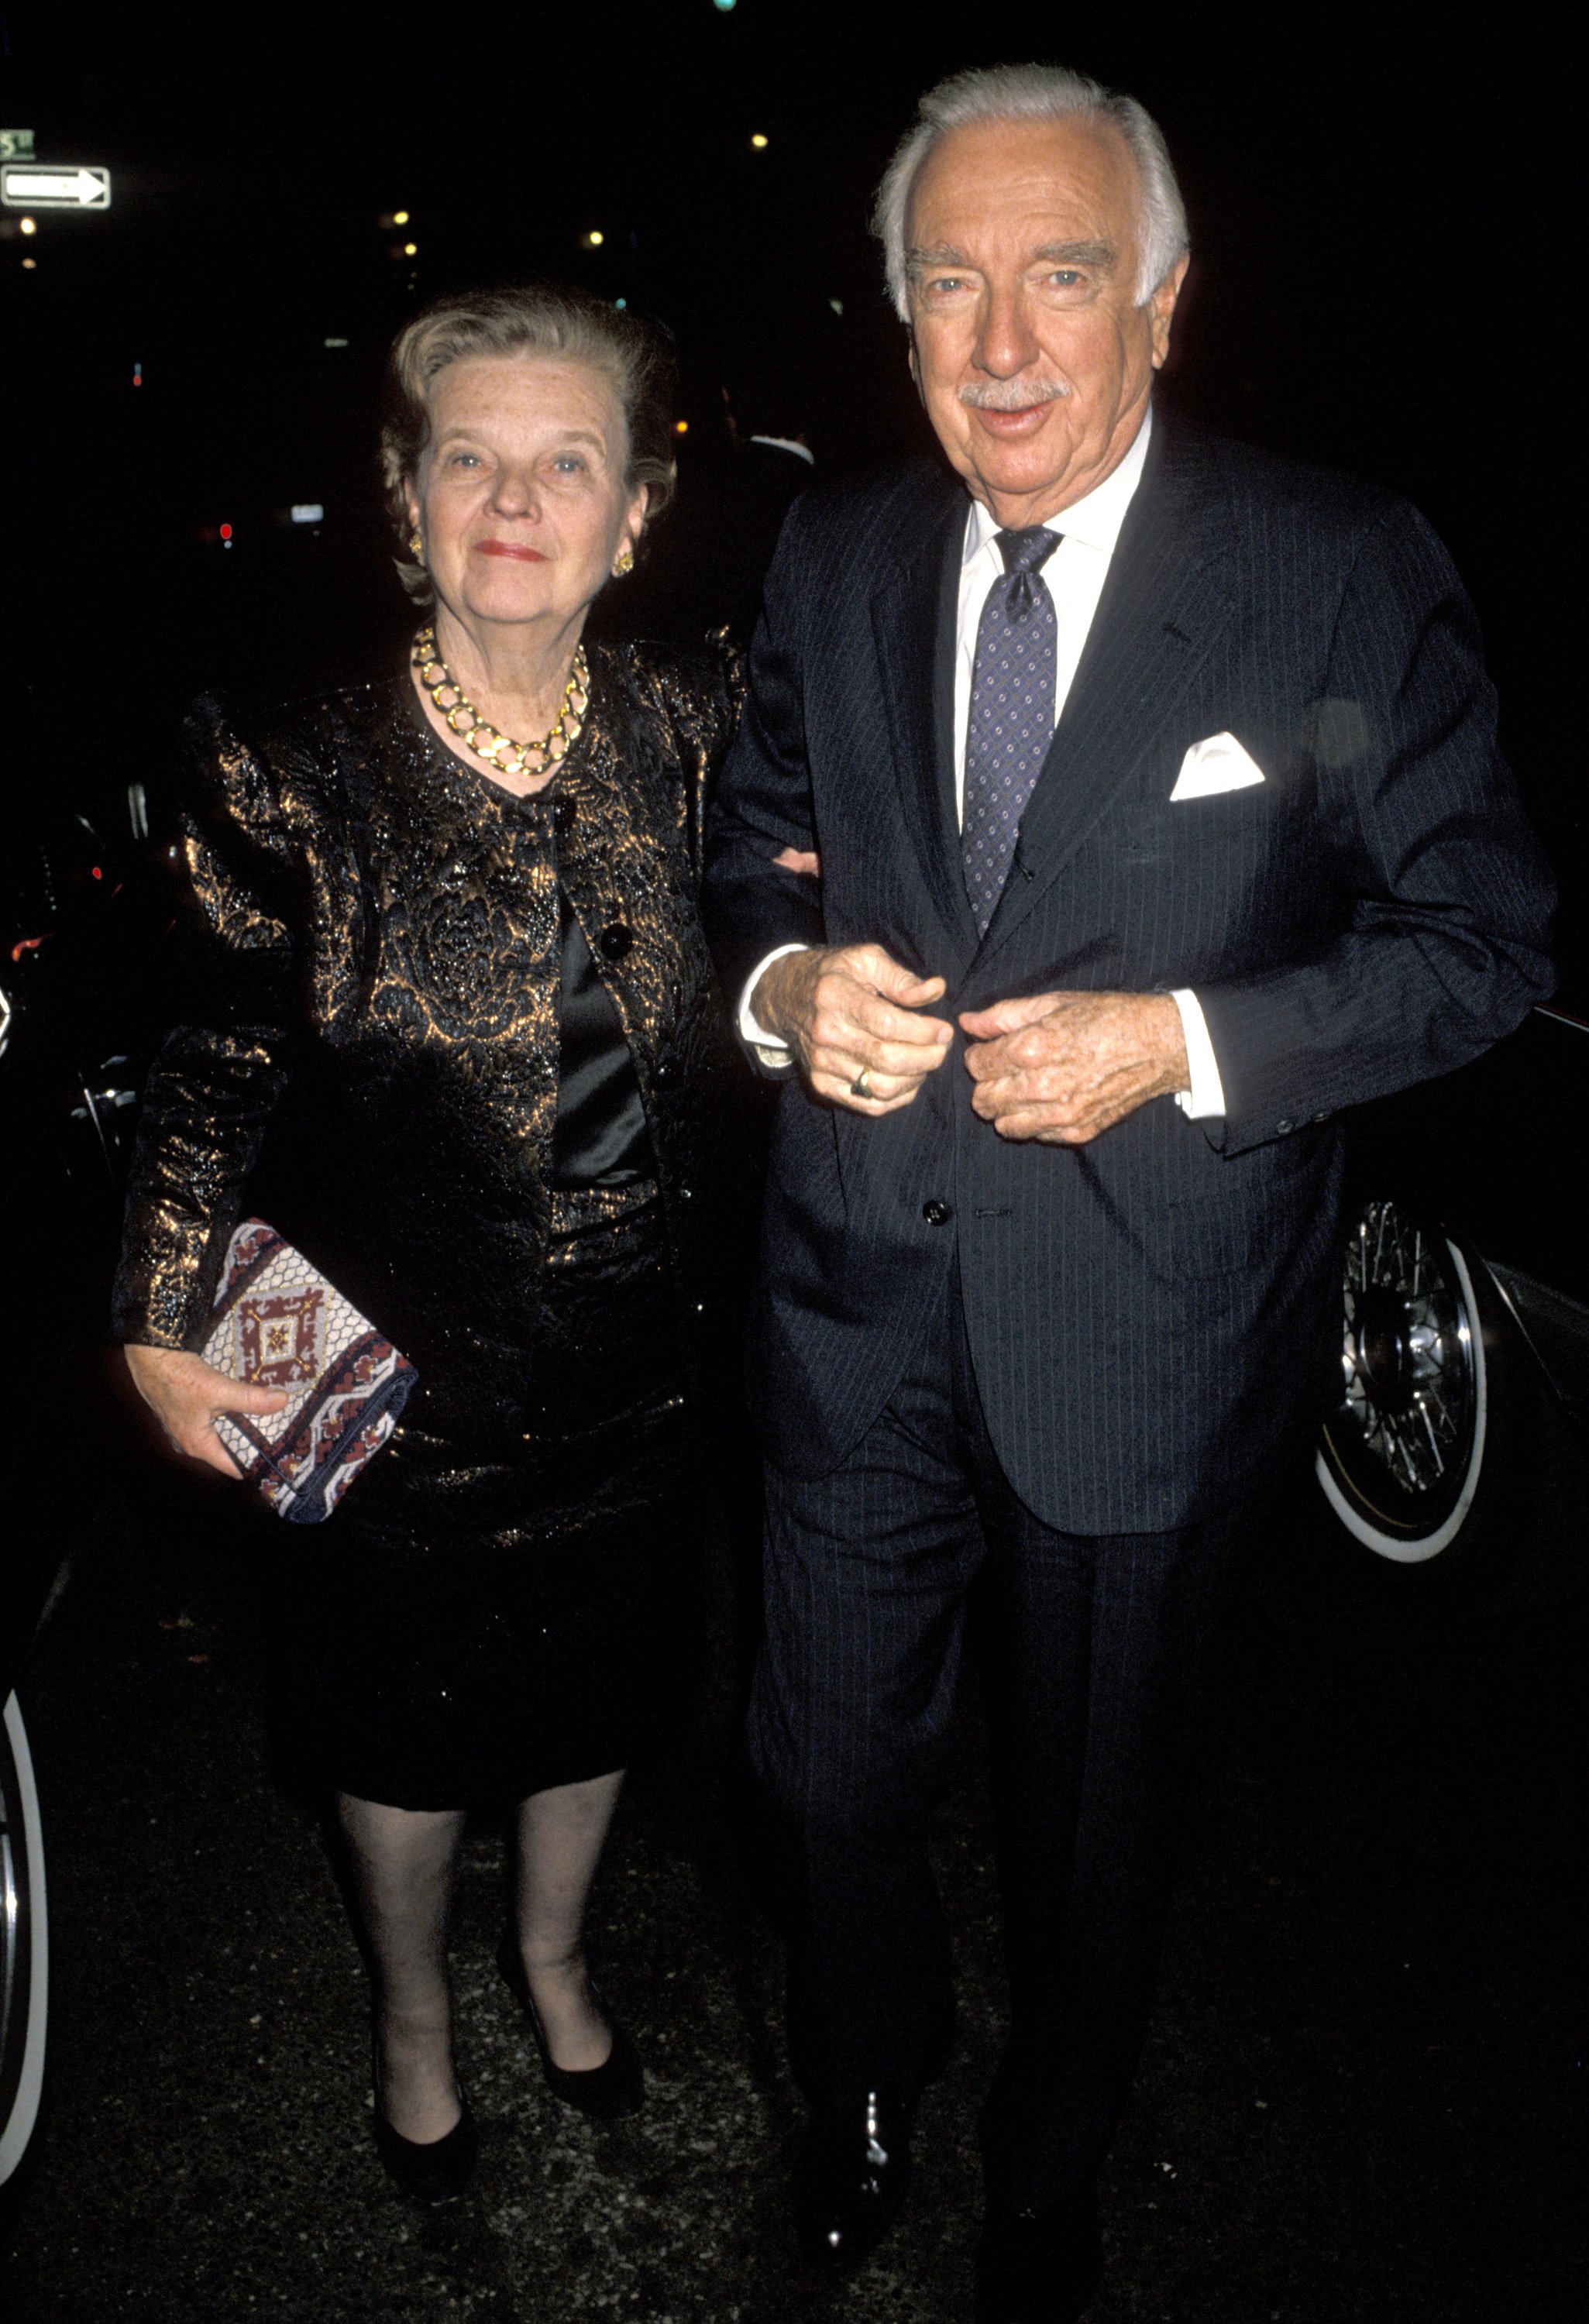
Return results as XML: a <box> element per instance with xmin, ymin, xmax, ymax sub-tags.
<box><xmin>873</xmin><ymin>63</ymin><xmax>1189</xmax><ymax>316</ymax></box>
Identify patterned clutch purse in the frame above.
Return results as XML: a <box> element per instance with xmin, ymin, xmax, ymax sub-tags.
<box><xmin>201</xmin><ymin>1219</ymin><xmax>418</xmax><ymax>1524</ymax></box>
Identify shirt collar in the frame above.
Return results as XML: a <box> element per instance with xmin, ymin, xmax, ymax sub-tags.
<box><xmin>962</xmin><ymin>402</ymin><xmax>1153</xmax><ymax>566</ymax></box>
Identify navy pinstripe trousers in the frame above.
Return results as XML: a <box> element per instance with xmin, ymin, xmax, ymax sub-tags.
<box><xmin>748</xmin><ymin>1265</ymin><xmax>1247</xmax><ymax>2206</ymax></box>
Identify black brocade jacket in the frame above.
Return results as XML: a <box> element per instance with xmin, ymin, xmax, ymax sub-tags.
<box><xmin>112</xmin><ymin>639</ymin><xmax>747</xmax><ymax>1447</ymax></box>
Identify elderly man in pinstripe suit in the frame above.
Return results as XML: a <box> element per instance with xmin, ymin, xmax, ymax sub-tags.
<box><xmin>703</xmin><ymin>63</ymin><xmax>1553</xmax><ymax>2322</ymax></box>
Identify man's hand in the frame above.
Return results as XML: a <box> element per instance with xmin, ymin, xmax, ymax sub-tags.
<box><xmin>123</xmin><ymin>1343</ymin><xmax>288</xmax><ymax>1477</ymax></box>
<box><xmin>751</xmin><ymin>942</ymin><xmax>954</xmax><ymax>1114</ymax></box>
<box><xmin>959</xmin><ymin>990</ymin><xmax>1188</xmax><ymax>1144</ymax></box>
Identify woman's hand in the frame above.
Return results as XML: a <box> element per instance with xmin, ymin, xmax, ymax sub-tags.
<box><xmin>123</xmin><ymin>1345</ymin><xmax>288</xmax><ymax>1477</ymax></box>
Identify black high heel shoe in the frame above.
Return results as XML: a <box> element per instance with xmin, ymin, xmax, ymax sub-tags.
<box><xmin>496</xmin><ymin>1933</ymin><xmax>644</xmax><ymax>2119</ymax></box>
<box><xmin>370</xmin><ymin>2057</ymin><xmax>479</xmax><ymax>2204</ymax></box>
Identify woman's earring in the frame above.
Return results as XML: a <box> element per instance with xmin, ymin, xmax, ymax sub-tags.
<box><xmin>613</xmin><ymin>549</ymin><xmax>635</xmax><ymax>577</ymax></box>
<box><xmin>408</xmin><ymin>531</ymin><xmax>425</xmax><ymax>562</ymax></box>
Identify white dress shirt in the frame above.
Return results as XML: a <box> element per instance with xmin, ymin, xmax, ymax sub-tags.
<box><xmin>740</xmin><ymin>405</ymin><xmax>1226</xmax><ymax>1119</ymax></box>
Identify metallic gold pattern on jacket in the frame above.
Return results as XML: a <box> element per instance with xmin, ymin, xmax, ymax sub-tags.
<box><xmin>113</xmin><ymin>640</ymin><xmax>745</xmax><ymax>1450</ymax></box>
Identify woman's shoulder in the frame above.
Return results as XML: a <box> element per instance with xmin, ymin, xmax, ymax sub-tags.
<box><xmin>187</xmin><ymin>670</ymin><xmax>411</xmax><ymax>771</ymax></box>
<box><xmin>592</xmin><ymin>632</ymin><xmax>745</xmax><ymax>753</ymax></box>
<box><xmin>181</xmin><ymin>673</ymin><xmax>413</xmax><ymax>844</ymax></box>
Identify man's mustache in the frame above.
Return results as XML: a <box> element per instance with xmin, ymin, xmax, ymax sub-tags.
<box><xmin>958</xmin><ymin>379</ymin><xmax>1071</xmax><ymax>411</ymax></box>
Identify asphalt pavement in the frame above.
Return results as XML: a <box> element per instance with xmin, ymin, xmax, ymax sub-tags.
<box><xmin>2</xmin><ymin>1432</ymin><xmax>1583</xmax><ymax>2324</ymax></box>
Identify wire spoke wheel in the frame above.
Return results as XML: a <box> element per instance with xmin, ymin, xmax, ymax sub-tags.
<box><xmin>1316</xmin><ymin>1200</ymin><xmax>1488</xmax><ymax>1563</ymax></box>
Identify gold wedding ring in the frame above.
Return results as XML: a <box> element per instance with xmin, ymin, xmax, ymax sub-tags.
<box><xmin>851</xmin><ymin>1069</ymin><xmax>873</xmax><ymax>1098</ymax></box>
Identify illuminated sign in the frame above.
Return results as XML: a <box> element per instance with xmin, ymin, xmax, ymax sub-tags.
<box><xmin>2</xmin><ymin>164</ymin><xmax>111</xmax><ymax>210</ymax></box>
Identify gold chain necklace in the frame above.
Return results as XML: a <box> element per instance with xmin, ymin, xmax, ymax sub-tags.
<box><xmin>412</xmin><ymin>627</ymin><xmax>590</xmax><ymax>779</ymax></box>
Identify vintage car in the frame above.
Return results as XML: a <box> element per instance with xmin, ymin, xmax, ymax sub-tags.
<box><xmin>1316</xmin><ymin>995</ymin><xmax>1588</xmax><ymax>1581</ymax></box>
<box><xmin>0</xmin><ymin>780</ymin><xmax>156</xmax><ymax>2209</ymax></box>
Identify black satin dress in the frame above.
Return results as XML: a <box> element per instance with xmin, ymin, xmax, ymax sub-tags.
<box><xmin>112</xmin><ymin>641</ymin><xmax>745</xmax><ymax>1809</ymax></box>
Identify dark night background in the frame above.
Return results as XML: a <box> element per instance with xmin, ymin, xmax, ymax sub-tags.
<box><xmin>2</xmin><ymin>9</ymin><xmax>1583</xmax><ymax>2322</ymax></box>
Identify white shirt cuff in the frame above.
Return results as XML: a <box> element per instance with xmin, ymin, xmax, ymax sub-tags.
<box><xmin>738</xmin><ymin>944</ymin><xmax>810</xmax><ymax>1066</ymax></box>
<box><xmin>1170</xmin><ymin>988</ymin><xmax>1226</xmax><ymax>1119</ymax></box>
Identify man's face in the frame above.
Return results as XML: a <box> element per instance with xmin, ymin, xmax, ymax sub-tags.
<box><xmin>905</xmin><ymin>115</ymin><xmax>1187</xmax><ymax>524</ymax></box>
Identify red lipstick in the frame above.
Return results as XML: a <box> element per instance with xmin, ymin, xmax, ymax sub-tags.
<box><xmin>476</xmin><ymin>539</ymin><xmax>548</xmax><ymax>562</ymax></box>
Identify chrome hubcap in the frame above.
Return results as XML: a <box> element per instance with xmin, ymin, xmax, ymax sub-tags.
<box><xmin>1340</xmin><ymin>1202</ymin><xmax>1474</xmax><ymax>1498</ymax></box>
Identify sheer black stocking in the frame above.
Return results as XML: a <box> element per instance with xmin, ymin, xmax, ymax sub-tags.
<box><xmin>337</xmin><ymin>1794</ymin><xmax>466</xmax><ymax>2145</ymax></box>
<box><xmin>511</xmin><ymin>1769</ymin><xmax>625</xmax><ymax>2071</ymax></box>
<box><xmin>336</xmin><ymin>1769</ymin><xmax>626</xmax><ymax>2135</ymax></box>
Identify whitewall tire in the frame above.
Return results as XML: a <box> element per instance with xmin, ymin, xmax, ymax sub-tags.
<box><xmin>0</xmin><ymin>1690</ymin><xmax>48</xmax><ymax>2199</ymax></box>
<box><xmin>1316</xmin><ymin>1202</ymin><xmax>1500</xmax><ymax>1565</ymax></box>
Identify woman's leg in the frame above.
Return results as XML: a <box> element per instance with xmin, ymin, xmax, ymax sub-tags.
<box><xmin>512</xmin><ymin>1769</ymin><xmax>626</xmax><ymax>2069</ymax></box>
<box><xmin>338</xmin><ymin>1793</ymin><xmax>468</xmax><ymax>2143</ymax></box>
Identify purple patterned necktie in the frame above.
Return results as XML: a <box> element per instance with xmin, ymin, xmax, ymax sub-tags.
<box><xmin>961</xmin><ymin>525</ymin><xmax>1061</xmax><ymax>935</ymax></box>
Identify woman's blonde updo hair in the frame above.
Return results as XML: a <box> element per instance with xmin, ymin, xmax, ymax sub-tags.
<box><xmin>380</xmin><ymin>282</ymin><xmax>679</xmax><ymax>603</ymax></box>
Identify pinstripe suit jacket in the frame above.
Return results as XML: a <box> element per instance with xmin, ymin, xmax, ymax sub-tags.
<box><xmin>702</xmin><ymin>416</ymin><xmax>1556</xmax><ymax>1530</ymax></box>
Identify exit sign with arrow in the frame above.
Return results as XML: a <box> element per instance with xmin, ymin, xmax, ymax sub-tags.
<box><xmin>2</xmin><ymin>164</ymin><xmax>112</xmax><ymax>211</ymax></box>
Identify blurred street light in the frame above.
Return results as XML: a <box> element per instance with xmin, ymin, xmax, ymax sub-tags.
<box><xmin>403</xmin><ymin>241</ymin><xmax>418</xmax><ymax>256</ymax></box>
<box><xmin>751</xmin><ymin>133</ymin><xmax>769</xmax><ymax>149</ymax></box>
<box><xmin>581</xmin><ymin>229</ymin><xmax>604</xmax><ymax>249</ymax></box>
<box><xmin>19</xmin><ymin>215</ymin><xmax>36</xmax><ymax>233</ymax></box>
<box><xmin>394</xmin><ymin>209</ymin><xmax>410</xmax><ymax>225</ymax></box>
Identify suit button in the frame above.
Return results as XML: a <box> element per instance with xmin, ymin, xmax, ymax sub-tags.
<box><xmin>599</xmin><ymin>923</ymin><xmax>634</xmax><ymax>961</ymax></box>
<box><xmin>1275</xmin><ymin>1118</ymin><xmax>1294</xmax><ymax>1134</ymax></box>
<box><xmin>922</xmin><ymin>1199</ymin><xmax>951</xmax><ymax>1226</ymax></box>
<box><xmin>654</xmin><ymin>1057</ymin><xmax>679</xmax><ymax>1088</ymax></box>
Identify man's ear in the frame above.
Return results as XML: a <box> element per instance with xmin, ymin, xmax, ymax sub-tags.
<box><xmin>907</xmin><ymin>333</ymin><xmax>927</xmax><ymax>408</ymax></box>
<box><xmin>1149</xmin><ymin>253</ymin><xmax>1192</xmax><ymax>370</ymax></box>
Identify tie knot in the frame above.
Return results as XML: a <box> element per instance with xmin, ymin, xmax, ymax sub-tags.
<box><xmin>996</xmin><ymin>526</ymin><xmax>1058</xmax><ymax>577</ymax></box>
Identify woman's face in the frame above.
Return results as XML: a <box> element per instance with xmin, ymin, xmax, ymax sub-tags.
<box><xmin>408</xmin><ymin>352</ymin><xmax>646</xmax><ymax>635</ymax></box>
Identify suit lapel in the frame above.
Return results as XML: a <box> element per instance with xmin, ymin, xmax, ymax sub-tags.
<box><xmin>975</xmin><ymin>423</ymin><xmax>1235</xmax><ymax>971</ymax></box>
<box><xmin>870</xmin><ymin>478</ymin><xmax>981</xmax><ymax>966</ymax></box>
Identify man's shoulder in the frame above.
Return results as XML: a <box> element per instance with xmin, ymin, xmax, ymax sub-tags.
<box><xmin>777</xmin><ymin>456</ymin><xmax>963</xmax><ymax>572</ymax></box>
<box><xmin>1158</xmin><ymin>415</ymin><xmax>1408</xmax><ymax>541</ymax></box>
<box><xmin>1154</xmin><ymin>419</ymin><xmax>1468</xmax><ymax>645</ymax></box>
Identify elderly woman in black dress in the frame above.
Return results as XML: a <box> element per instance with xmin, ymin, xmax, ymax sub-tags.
<box><xmin>113</xmin><ymin>284</ymin><xmax>742</xmax><ymax>2202</ymax></box>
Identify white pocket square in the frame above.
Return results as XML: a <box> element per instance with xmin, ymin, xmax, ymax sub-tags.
<box><xmin>1169</xmin><ymin>732</ymin><xmax>1267</xmax><ymax>801</ymax></box>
